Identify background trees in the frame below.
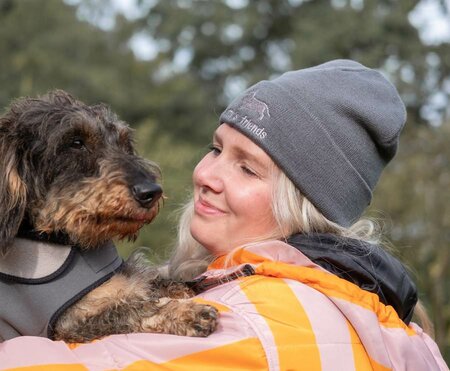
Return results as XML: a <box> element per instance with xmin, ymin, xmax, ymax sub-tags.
<box><xmin>1</xmin><ymin>0</ymin><xmax>448</xmax><ymax>359</ymax></box>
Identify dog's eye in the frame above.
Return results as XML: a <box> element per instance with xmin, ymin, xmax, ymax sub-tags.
<box><xmin>70</xmin><ymin>138</ymin><xmax>85</xmax><ymax>149</ymax></box>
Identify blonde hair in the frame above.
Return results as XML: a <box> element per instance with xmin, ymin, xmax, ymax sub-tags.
<box><xmin>270</xmin><ymin>164</ymin><xmax>380</xmax><ymax>243</ymax></box>
<box><xmin>166</xmin><ymin>200</ymin><xmax>212</xmax><ymax>281</ymax></box>
<box><xmin>166</xmin><ymin>163</ymin><xmax>433</xmax><ymax>335</ymax></box>
<box><xmin>167</xmin><ymin>164</ymin><xmax>379</xmax><ymax>280</ymax></box>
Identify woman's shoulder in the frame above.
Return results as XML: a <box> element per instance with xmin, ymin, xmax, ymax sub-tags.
<box><xmin>198</xmin><ymin>266</ymin><xmax>345</xmax><ymax>342</ymax></box>
<box><xmin>198</xmin><ymin>271</ymin><xmax>370</xmax><ymax>369</ymax></box>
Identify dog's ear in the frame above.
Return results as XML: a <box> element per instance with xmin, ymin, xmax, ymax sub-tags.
<box><xmin>0</xmin><ymin>113</ymin><xmax>27</xmax><ymax>253</ymax></box>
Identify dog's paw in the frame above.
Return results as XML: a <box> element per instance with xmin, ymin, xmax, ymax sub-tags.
<box><xmin>142</xmin><ymin>299</ymin><xmax>219</xmax><ymax>337</ymax></box>
<box><xmin>184</xmin><ymin>303</ymin><xmax>219</xmax><ymax>337</ymax></box>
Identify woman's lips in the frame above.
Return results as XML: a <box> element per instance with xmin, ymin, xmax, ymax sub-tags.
<box><xmin>194</xmin><ymin>197</ymin><xmax>226</xmax><ymax>216</ymax></box>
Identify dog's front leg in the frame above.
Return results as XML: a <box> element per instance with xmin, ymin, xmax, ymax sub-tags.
<box><xmin>53</xmin><ymin>252</ymin><xmax>219</xmax><ymax>343</ymax></box>
<box><xmin>52</xmin><ymin>271</ymin><xmax>218</xmax><ymax>343</ymax></box>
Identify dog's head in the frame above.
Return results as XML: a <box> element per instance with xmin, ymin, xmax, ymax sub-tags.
<box><xmin>0</xmin><ymin>90</ymin><xmax>162</xmax><ymax>252</ymax></box>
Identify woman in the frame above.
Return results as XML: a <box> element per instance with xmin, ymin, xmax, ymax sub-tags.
<box><xmin>1</xmin><ymin>60</ymin><xmax>447</xmax><ymax>370</ymax></box>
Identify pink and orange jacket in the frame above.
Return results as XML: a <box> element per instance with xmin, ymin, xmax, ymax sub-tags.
<box><xmin>0</xmin><ymin>240</ymin><xmax>447</xmax><ymax>370</ymax></box>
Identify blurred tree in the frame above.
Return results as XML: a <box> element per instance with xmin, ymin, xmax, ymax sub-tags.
<box><xmin>0</xmin><ymin>0</ymin><xmax>135</xmax><ymax>112</ymax></box>
<box><xmin>126</xmin><ymin>0</ymin><xmax>449</xmax><ymax>125</ymax></box>
<box><xmin>371</xmin><ymin>122</ymin><xmax>450</xmax><ymax>354</ymax></box>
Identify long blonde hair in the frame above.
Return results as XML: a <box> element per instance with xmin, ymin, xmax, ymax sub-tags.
<box><xmin>166</xmin><ymin>163</ymin><xmax>433</xmax><ymax>335</ymax></box>
<box><xmin>167</xmin><ymin>164</ymin><xmax>379</xmax><ymax>280</ymax></box>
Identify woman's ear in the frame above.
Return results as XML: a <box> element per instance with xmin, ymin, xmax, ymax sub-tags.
<box><xmin>0</xmin><ymin>121</ymin><xmax>27</xmax><ymax>254</ymax></box>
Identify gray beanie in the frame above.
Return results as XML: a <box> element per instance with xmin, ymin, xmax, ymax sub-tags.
<box><xmin>219</xmin><ymin>59</ymin><xmax>406</xmax><ymax>227</ymax></box>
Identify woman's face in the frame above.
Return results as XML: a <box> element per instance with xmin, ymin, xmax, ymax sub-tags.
<box><xmin>191</xmin><ymin>124</ymin><xmax>278</xmax><ymax>256</ymax></box>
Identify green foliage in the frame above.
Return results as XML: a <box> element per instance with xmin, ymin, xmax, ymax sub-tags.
<box><xmin>0</xmin><ymin>0</ymin><xmax>138</xmax><ymax>115</ymax></box>
<box><xmin>132</xmin><ymin>0</ymin><xmax>447</xmax><ymax>124</ymax></box>
<box><xmin>371</xmin><ymin>122</ymin><xmax>450</xmax><ymax>354</ymax></box>
<box><xmin>1</xmin><ymin>0</ymin><xmax>449</xmax><ymax>360</ymax></box>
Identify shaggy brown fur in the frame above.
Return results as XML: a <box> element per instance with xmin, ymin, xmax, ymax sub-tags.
<box><xmin>0</xmin><ymin>90</ymin><xmax>217</xmax><ymax>342</ymax></box>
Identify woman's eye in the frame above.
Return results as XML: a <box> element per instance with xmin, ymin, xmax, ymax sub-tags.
<box><xmin>70</xmin><ymin>138</ymin><xmax>85</xmax><ymax>149</ymax></box>
<box><xmin>241</xmin><ymin>166</ymin><xmax>257</xmax><ymax>177</ymax></box>
<box><xmin>208</xmin><ymin>145</ymin><xmax>221</xmax><ymax>155</ymax></box>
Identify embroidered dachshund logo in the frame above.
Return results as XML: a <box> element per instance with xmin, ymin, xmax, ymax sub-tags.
<box><xmin>241</xmin><ymin>91</ymin><xmax>270</xmax><ymax>121</ymax></box>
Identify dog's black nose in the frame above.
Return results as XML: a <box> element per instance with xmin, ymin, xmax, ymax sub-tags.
<box><xmin>131</xmin><ymin>182</ymin><xmax>162</xmax><ymax>208</ymax></box>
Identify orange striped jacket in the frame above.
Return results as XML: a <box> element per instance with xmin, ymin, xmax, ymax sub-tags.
<box><xmin>0</xmin><ymin>240</ymin><xmax>447</xmax><ymax>370</ymax></box>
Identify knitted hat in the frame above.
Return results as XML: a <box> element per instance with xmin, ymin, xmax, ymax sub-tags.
<box><xmin>219</xmin><ymin>59</ymin><xmax>406</xmax><ymax>227</ymax></box>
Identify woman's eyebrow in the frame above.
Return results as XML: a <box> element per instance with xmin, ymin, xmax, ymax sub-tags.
<box><xmin>213</xmin><ymin>131</ymin><xmax>268</xmax><ymax>171</ymax></box>
<box><xmin>233</xmin><ymin>147</ymin><xmax>268</xmax><ymax>171</ymax></box>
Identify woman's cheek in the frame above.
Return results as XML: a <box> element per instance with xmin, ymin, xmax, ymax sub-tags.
<box><xmin>231</xmin><ymin>187</ymin><xmax>254</xmax><ymax>211</ymax></box>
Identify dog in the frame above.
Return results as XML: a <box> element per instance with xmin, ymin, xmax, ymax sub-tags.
<box><xmin>0</xmin><ymin>90</ymin><xmax>217</xmax><ymax>343</ymax></box>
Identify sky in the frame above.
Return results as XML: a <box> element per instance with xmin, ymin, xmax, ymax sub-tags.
<box><xmin>409</xmin><ymin>0</ymin><xmax>450</xmax><ymax>44</ymax></box>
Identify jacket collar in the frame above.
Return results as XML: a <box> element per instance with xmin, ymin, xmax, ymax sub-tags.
<box><xmin>205</xmin><ymin>235</ymin><xmax>417</xmax><ymax>324</ymax></box>
<box><xmin>287</xmin><ymin>233</ymin><xmax>417</xmax><ymax>324</ymax></box>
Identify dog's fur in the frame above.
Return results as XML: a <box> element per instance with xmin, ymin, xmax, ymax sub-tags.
<box><xmin>0</xmin><ymin>90</ymin><xmax>217</xmax><ymax>343</ymax></box>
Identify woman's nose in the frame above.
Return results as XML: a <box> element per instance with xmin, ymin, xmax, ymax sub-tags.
<box><xmin>193</xmin><ymin>157</ymin><xmax>224</xmax><ymax>193</ymax></box>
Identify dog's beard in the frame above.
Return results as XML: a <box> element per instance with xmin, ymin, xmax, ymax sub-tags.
<box><xmin>30</xmin><ymin>182</ymin><xmax>160</xmax><ymax>248</ymax></box>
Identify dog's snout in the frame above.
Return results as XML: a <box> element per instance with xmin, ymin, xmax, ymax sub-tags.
<box><xmin>131</xmin><ymin>182</ymin><xmax>162</xmax><ymax>208</ymax></box>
